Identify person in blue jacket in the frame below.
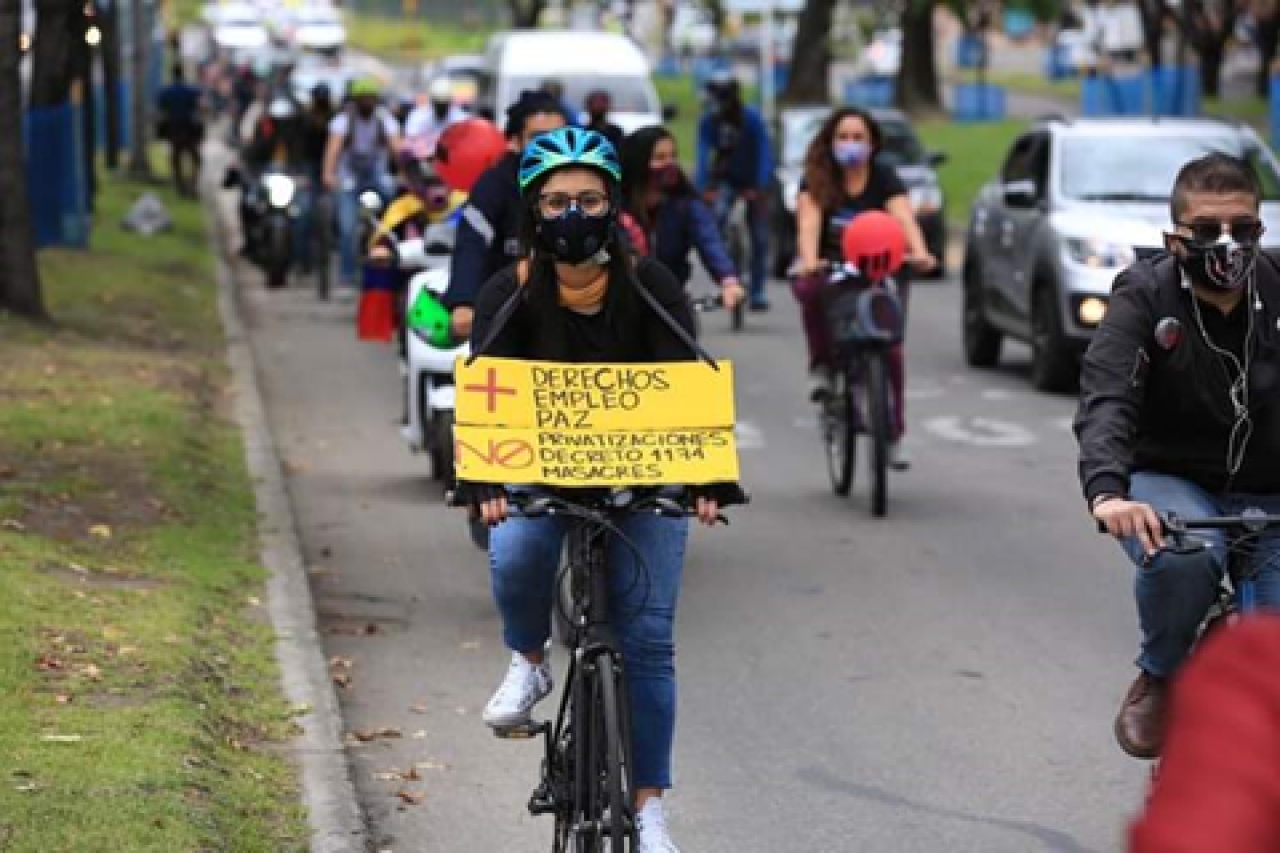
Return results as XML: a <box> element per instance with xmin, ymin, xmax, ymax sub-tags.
<box><xmin>619</xmin><ymin>125</ymin><xmax>745</xmax><ymax>311</ymax></box>
<box><xmin>443</xmin><ymin>91</ymin><xmax>566</xmax><ymax>339</ymax></box>
<box><xmin>695</xmin><ymin>70</ymin><xmax>774</xmax><ymax>311</ymax></box>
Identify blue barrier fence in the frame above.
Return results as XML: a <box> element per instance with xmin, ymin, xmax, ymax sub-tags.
<box><xmin>1271</xmin><ymin>75</ymin><xmax>1280</xmax><ymax>146</ymax></box>
<box><xmin>24</xmin><ymin>103</ymin><xmax>90</xmax><ymax>249</ymax></box>
<box><xmin>1080</xmin><ymin>67</ymin><xmax>1201</xmax><ymax>117</ymax></box>
<box><xmin>953</xmin><ymin>83</ymin><xmax>1006</xmax><ymax>121</ymax></box>
<box><xmin>955</xmin><ymin>35</ymin><xmax>986</xmax><ymax>70</ymax></box>
<box><xmin>843</xmin><ymin>75</ymin><xmax>895</xmax><ymax>108</ymax></box>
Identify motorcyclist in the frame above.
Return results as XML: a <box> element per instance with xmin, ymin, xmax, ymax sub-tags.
<box><xmin>237</xmin><ymin>96</ymin><xmax>307</xmax><ymax>262</ymax></box>
<box><xmin>1075</xmin><ymin>152</ymin><xmax>1280</xmax><ymax>760</ymax></box>
<box><xmin>322</xmin><ymin>76</ymin><xmax>402</xmax><ymax>296</ymax></box>
<box><xmin>405</xmin><ymin>77</ymin><xmax>468</xmax><ymax>153</ymax></box>
<box><xmin>442</xmin><ymin>90</ymin><xmax>566</xmax><ymax>339</ymax></box>
<box><xmin>618</xmin><ymin>124</ymin><xmax>744</xmax><ymax>309</ymax></box>
<box><xmin>298</xmin><ymin>84</ymin><xmax>337</xmax><ymax>274</ymax></box>
<box><xmin>695</xmin><ymin>69</ymin><xmax>774</xmax><ymax>311</ymax></box>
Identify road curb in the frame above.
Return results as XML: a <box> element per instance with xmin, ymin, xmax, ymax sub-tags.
<box><xmin>201</xmin><ymin>162</ymin><xmax>370</xmax><ymax>853</ymax></box>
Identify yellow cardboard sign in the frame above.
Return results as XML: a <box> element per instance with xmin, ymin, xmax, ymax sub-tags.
<box><xmin>454</xmin><ymin>357</ymin><xmax>739</xmax><ymax>486</ymax></box>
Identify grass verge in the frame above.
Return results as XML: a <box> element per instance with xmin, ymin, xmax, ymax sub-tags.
<box><xmin>345</xmin><ymin>12</ymin><xmax>494</xmax><ymax>63</ymax></box>
<box><xmin>918</xmin><ymin>118</ymin><xmax>1029</xmax><ymax>230</ymax></box>
<box><xmin>0</xmin><ymin>169</ymin><xmax>306</xmax><ymax>851</ymax></box>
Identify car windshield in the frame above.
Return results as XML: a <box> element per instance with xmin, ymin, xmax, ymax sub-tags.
<box><xmin>298</xmin><ymin>10</ymin><xmax>340</xmax><ymax>25</ymax></box>
<box><xmin>505</xmin><ymin>75</ymin><xmax>657</xmax><ymax>115</ymax></box>
<box><xmin>1060</xmin><ymin>134</ymin><xmax>1280</xmax><ymax>201</ymax></box>
<box><xmin>781</xmin><ymin>113</ymin><xmax>926</xmax><ymax>168</ymax></box>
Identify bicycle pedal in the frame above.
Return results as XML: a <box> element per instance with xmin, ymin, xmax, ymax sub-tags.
<box><xmin>493</xmin><ymin>720</ymin><xmax>547</xmax><ymax>740</ymax></box>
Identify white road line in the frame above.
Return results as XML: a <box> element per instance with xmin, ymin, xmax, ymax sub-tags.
<box><xmin>923</xmin><ymin>416</ymin><xmax>1038</xmax><ymax>447</ymax></box>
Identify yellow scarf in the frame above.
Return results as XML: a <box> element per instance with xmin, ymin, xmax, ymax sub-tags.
<box><xmin>558</xmin><ymin>268</ymin><xmax>609</xmax><ymax>311</ymax></box>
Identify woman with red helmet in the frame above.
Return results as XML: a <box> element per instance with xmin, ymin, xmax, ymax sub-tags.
<box><xmin>792</xmin><ymin>107</ymin><xmax>937</xmax><ymax>469</ymax></box>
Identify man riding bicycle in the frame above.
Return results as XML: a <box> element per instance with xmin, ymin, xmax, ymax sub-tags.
<box><xmin>322</xmin><ymin>76</ymin><xmax>402</xmax><ymax>297</ymax></box>
<box><xmin>1075</xmin><ymin>152</ymin><xmax>1280</xmax><ymax>760</ymax></box>
<box><xmin>696</xmin><ymin>70</ymin><xmax>773</xmax><ymax>312</ymax></box>
<box><xmin>443</xmin><ymin>90</ymin><xmax>566</xmax><ymax>339</ymax></box>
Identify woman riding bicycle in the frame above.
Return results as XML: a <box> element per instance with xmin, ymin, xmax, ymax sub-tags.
<box><xmin>792</xmin><ymin>107</ymin><xmax>936</xmax><ymax>469</ymax></box>
<box><xmin>457</xmin><ymin>127</ymin><xmax>739</xmax><ymax>853</ymax></box>
<box><xmin>618</xmin><ymin>126</ymin><xmax>746</xmax><ymax>311</ymax></box>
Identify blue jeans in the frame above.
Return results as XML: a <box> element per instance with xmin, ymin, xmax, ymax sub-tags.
<box><xmin>714</xmin><ymin>187</ymin><xmax>770</xmax><ymax>305</ymax></box>
<box><xmin>335</xmin><ymin>177</ymin><xmax>396</xmax><ymax>286</ymax></box>
<box><xmin>490</xmin><ymin>512</ymin><xmax>689</xmax><ymax>790</ymax></box>
<box><xmin>1122</xmin><ymin>471</ymin><xmax>1280</xmax><ymax>677</ymax></box>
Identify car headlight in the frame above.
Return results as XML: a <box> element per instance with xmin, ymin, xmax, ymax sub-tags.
<box><xmin>1064</xmin><ymin>237</ymin><xmax>1134</xmax><ymax>269</ymax></box>
<box><xmin>909</xmin><ymin>184</ymin><xmax>942</xmax><ymax>213</ymax></box>
<box><xmin>264</xmin><ymin>174</ymin><xmax>296</xmax><ymax>208</ymax></box>
<box><xmin>1074</xmin><ymin>295</ymin><xmax>1109</xmax><ymax>327</ymax></box>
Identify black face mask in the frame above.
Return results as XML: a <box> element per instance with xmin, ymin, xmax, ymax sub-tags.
<box><xmin>356</xmin><ymin>102</ymin><xmax>375</xmax><ymax>119</ymax></box>
<box><xmin>1173</xmin><ymin>235</ymin><xmax>1258</xmax><ymax>293</ymax></box>
<box><xmin>536</xmin><ymin>208</ymin><xmax>613</xmax><ymax>265</ymax></box>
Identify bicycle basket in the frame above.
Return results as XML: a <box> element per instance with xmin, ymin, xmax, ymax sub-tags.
<box><xmin>823</xmin><ymin>282</ymin><xmax>904</xmax><ymax>346</ymax></box>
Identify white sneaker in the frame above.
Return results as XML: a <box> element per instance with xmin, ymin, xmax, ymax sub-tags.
<box><xmin>482</xmin><ymin>652</ymin><xmax>553</xmax><ymax>728</ymax></box>
<box><xmin>636</xmin><ymin>798</ymin><xmax>681</xmax><ymax>853</ymax></box>
<box><xmin>889</xmin><ymin>439</ymin><xmax>912</xmax><ymax>471</ymax></box>
<box><xmin>808</xmin><ymin>366</ymin><xmax>834</xmax><ymax>401</ymax></box>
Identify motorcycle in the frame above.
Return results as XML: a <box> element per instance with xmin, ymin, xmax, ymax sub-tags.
<box><xmin>256</xmin><ymin>169</ymin><xmax>302</xmax><ymax>289</ymax></box>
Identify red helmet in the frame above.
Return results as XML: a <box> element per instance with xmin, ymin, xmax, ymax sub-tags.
<box><xmin>841</xmin><ymin>210</ymin><xmax>906</xmax><ymax>281</ymax></box>
<box><xmin>434</xmin><ymin>118</ymin><xmax>507</xmax><ymax>194</ymax></box>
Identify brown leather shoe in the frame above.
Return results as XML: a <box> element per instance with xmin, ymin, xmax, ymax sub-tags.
<box><xmin>1115</xmin><ymin>672</ymin><xmax>1168</xmax><ymax>759</ymax></box>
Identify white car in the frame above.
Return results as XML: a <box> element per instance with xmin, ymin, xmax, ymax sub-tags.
<box><xmin>209</xmin><ymin>2</ymin><xmax>269</xmax><ymax>52</ymax></box>
<box><xmin>288</xmin><ymin>4</ymin><xmax>346</xmax><ymax>53</ymax></box>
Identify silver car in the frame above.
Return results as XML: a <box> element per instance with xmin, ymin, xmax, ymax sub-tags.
<box><xmin>963</xmin><ymin>116</ymin><xmax>1280</xmax><ymax>391</ymax></box>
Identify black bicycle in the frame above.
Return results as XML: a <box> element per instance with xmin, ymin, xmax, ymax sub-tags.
<box><xmin>487</xmin><ymin>488</ymin><xmax>740</xmax><ymax>852</ymax></box>
<box><xmin>819</xmin><ymin>264</ymin><xmax>905</xmax><ymax>516</ymax></box>
<box><xmin>311</xmin><ymin>188</ymin><xmax>335</xmax><ymax>301</ymax></box>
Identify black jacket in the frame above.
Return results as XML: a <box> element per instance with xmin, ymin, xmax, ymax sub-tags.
<box><xmin>444</xmin><ymin>152</ymin><xmax>524</xmax><ymax>309</ymax></box>
<box><xmin>1075</xmin><ymin>251</ymin><xmax>1280</xmax><ymax>504</ymax></box>
<box><xmin>470</xmin><ymin>256</ymin><xmax>696</xmax><ymax>363</ymax></box>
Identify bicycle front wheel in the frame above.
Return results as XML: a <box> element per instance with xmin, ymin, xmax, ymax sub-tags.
<box><xmin>587</xmin><ymin>652</ymin><xmax>633</xmax><ymax>852</ymax></box>
<box><xmin>823</xmin><ymin>368</ymin><xmax>855</xmax><ymax>497</ymax></box>
<box><xmin>313</xmin><ymin>195</ymin><xmax>333</xmax><ymax>301</ymax></box>
<box><xmin>865</xmin><ymin>351</ymin><xmax>890</xmax><ymax>517</ymax></box>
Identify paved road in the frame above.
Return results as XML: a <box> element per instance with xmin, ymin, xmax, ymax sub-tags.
<box><xmin>224</xmin><ymin>212</ymin><xmax>1150</xmax><ymax>853</ymax></box>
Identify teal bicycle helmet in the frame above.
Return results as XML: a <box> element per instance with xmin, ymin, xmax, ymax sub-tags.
<box><xmin>518</xmin><ymin>127</ymin><xmax>622</xmax><ymax>194</ymax></box>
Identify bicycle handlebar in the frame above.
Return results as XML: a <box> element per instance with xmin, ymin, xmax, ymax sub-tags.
<box><xmin>447</xmin><ymin>486</ymin><xmax>750</xmax><ymax>523</ymax></box>
<box><xmin>1095</xmin><ymin>509</ymin><xmax>1280</xmax><ymax>536</ymax></box>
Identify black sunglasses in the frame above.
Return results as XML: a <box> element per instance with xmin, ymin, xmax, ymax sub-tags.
<box><xmin>1174</xmin><ymin>218</ymin><xmax>1264</xmax><ymax>246</ymax></box>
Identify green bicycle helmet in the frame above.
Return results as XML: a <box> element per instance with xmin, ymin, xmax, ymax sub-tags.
<box><xmin>518</xmin><ymin>127</ymin><xmax>622</xmax><ymax>194</ymax></box>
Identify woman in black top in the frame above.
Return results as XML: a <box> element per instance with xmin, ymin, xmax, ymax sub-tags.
<box><xmin>460</xmin><ymin>127</ymin><xmax>736</xmax><ymax>853</ymax></box>
<box><xmin>792</xmin><ymin>107</ymin><xmax>936</xmax><ymax>468</ymax></box>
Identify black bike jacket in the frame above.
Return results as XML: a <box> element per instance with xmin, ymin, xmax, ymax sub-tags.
<box><xmin>444</xmin><ymin>152</ymin><xmax>524</xmax><ymax>310</ymax></box>
<box><xmin>1075</xmin><ymin>251</ymin><xmax>1280</xmax><ymax>506</ymax></box>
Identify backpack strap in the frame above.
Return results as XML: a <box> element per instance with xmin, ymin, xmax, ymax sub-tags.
<box><xmin>629</xmin><ymin>259</ymin><xmax>720</xmax><ymax>370</ymax></box>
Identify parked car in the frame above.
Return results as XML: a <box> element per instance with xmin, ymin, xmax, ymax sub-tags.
<box><xmin>962</xmin><ymin>116</ymin><xmax>1280</xmax><ymax>391</ymax></box>
<box><xmin>209</xmin><ymin>2</ymin><xmax>269</xmax><ymax>53</ymax></box>
<box><xmin>477</xmin><ymin>30</ymin><xmax>672</xmax><ymax>133</ymax></box>
<box><xmin>770</xmin><ymin>105</ymin><xmax>947</xmax><ymax>278</ymax></box>
<box><xmin>287</xmin><ymin>4</ymin><xmax>346</xmax><ymax>55</ymax></box>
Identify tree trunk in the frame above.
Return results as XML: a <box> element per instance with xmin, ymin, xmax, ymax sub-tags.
<box><xmin>782</xmin><ymin>0</ymin><xmax>836</xmax><ymax>104</ymax></box>
<box><xmin>897</xmin><ymin>0</ymin><xmax>942</xmax><ymax>115</ymax></box>
<box><xmin>0</xmin><ymin>0</ymin><xmax>48</xmax><ymax>321</ymax></box>
<box><xmin>507</xmin><ymin>0</ymin><xmax>546</xmax><ymax>28</ymax></box>
<box><xmin>101</xmin><ymin>0</ymin><xmax>121</xmax><ymax>169</ymax></box>
<box><xmin>1137</xmin><ymin>0</ymin><xmax>1168</xmax><ymax>67</ymax></box>
<box><xmin>29</xmin><ymin>0</ymin><xmax>76</xmax><ymax>108</ymax></box>
<box><xmin>1176</xmin><ymin>0</ymin><xmax>1237</xmax><ymax>98</ymax></box>
<box><xmin>1199</xmin><ymin>37</ymin><xmax>1226</xmax><ymax>94</ymax></box>
<box><xmin>127</xmin><ymin>0</ymin><xmax>152</xmax><ymax>180</ymax></box>
<box><xmin>73</xmin><ymin>6</ymin><xmax>96</xmax><ymax>211</ymax></box>
<box><xmin>1256</xmin><ymin>1</ymin><xmax>1279</xmax><ymax>96</ymax></box>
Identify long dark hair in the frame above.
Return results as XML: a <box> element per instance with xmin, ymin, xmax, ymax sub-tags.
<box><xmin>803</xmin><ymin>106</ymin><xmax>883</xmax><ymax>213</ymax></box>
<box><xmin>515</xmin><ymin>169</ymin><xmax>642</xmax><ymax>361</ymax></box>
<box><xmin>620</xmin><ymin>125</ymin><xmax>693</xmax><ymax>232</ymax></box>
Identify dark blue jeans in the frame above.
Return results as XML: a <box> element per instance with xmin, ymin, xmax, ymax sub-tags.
<box><xmin>489</xmin><ymin>511</ymin><xmax>689</xmax><ymax>790</ymax></box>
<box><xmin>1122</xmin><ymin>471</ymin><xmax>1280</xmax><ymax>677</ymax></box>
<box><xmin>714</xmin><ymin>187</ymin><xmax>770</xmax><ymax>305</ymax></box>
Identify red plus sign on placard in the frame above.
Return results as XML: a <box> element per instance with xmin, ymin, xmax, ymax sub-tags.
<box><xmin>463</xmin><ymin>366</ymin><xmax>517</xmax><ymax>413</ymax></box>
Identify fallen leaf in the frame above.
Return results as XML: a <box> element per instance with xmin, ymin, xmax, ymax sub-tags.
<box><xmin>329</xmin><ymin>656</ymin><xmax>353</xmax><ymax>669</ymax></box>
<box><xmin>2</xmin><ymin>519</ymin><xmax>26</xmax><ymax>532</ymax></box>
<box><xmin>102</xmin><ymin>626</ymin><xmax>124</xmax><ymax>641</ymax></box>
<box><xmin>80</xmin><ymin>664</ymin><xmax>103</xmax><ymax>682</ymax></box>
<box><xmin>352</xmin><ymin>728</ymin><xmax>401</xmax><ymax>742</ymax></box>
<box><xmin>88</xmin><ymin>524</ymin><xmax>112</xmax><ymax>540</ymax></box>
<box><xmin>246</xmin><ymin>596</ymin><xmax>261</xmax><ymax>607</ymax></box>
<box><xmin>39</xmin><ymin>734</ymin><xmax>82</xmax><ymax>743</ymax></box>
<box><xmin>403</xmin><ymin>766</ymin><xmax>422</xmax><ymax>781</ymax></box>
<box><xmin>35</xmin><ymin>655</ymin><xmax>64</xmax><ymax>671</ymax></box>
<box><xmin>54</xmin><ymin>694</ymin><xmax>72</xmax><ymax>705</ymax></box>
<box><xmin>415</xmin><ymin>760</ymin><xmax>450</xmax><ymax>772</ymax></box>
<box><xmin>454</xmin><ymin>707</ymin><xmax>468</xmax><ymax>716</ymax></box>
<box><xmin>409</xmin><ymin>703</ymin><xmax>428</xmax><ymax>714</ymax></box>
<box><xmin>290</xmin><ymin>702</ymin><xmax>312</xmax><ymax>716</ymax></box>
<box><xmin>371</xmin><ymin>769</ymin><xmax>403</xmax><ymax>782</ymax></box>
<box><xmin>459</xmin><ymin>641</ymin><xmax>480</xmax><ymax>651</ymax></box>
<box><xmin>396</xmin><ymin>788</ymin><xmax>426</xmax><ymax>805</ymax></box>
<box><xmin>333</xmin><ymin>672</ymin><xmax>352</xmax><ymax>689</ymax></box>
<box><xmin>410</xmin><ymin>729</ymin><xmax>427</xmax><ymax>740</ymax></box>
<box><xmin>118</xmin><ymin>646</ymin><xmax>139</xmax><ymax>656</ymax></box>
